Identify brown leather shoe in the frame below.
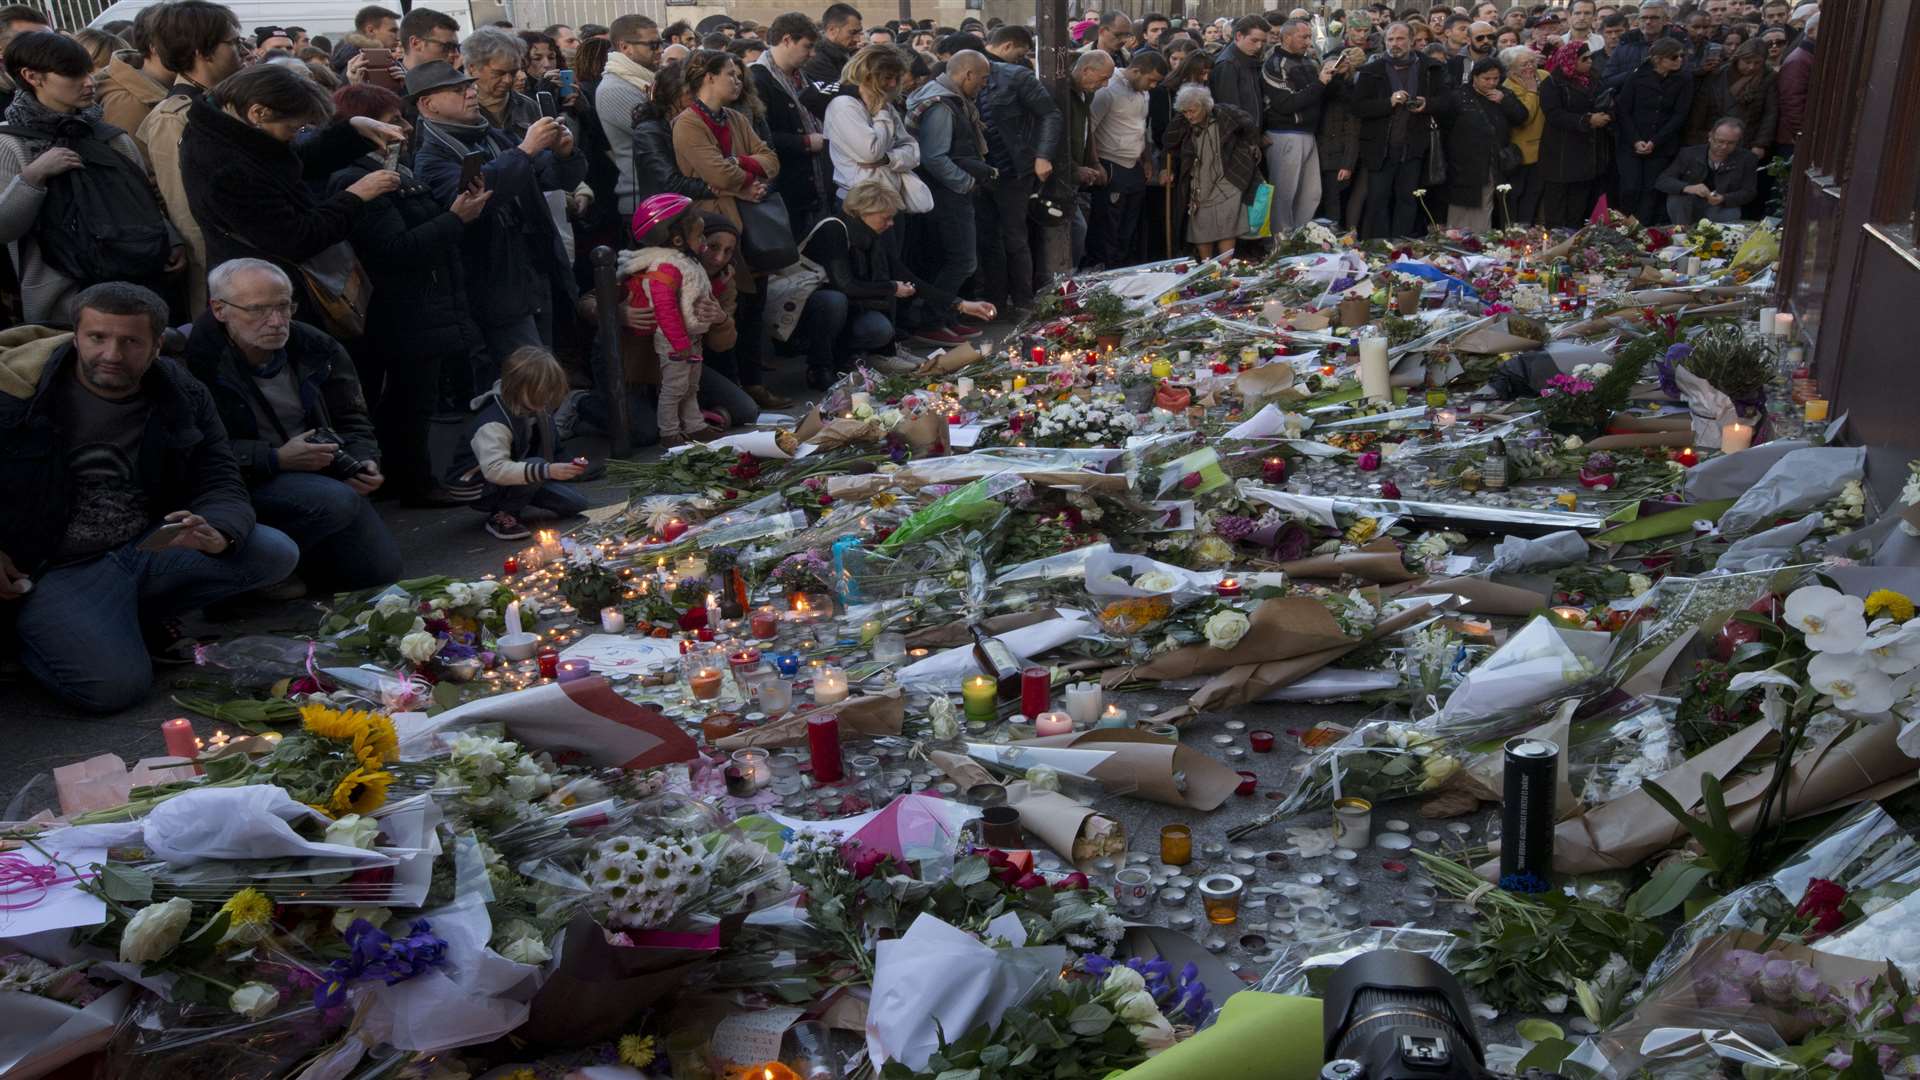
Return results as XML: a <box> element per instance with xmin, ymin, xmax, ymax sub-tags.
<box><xmin>745</xmin><ymin>384</ymin><xmax>793</xmax><ymax>409</ymax></box>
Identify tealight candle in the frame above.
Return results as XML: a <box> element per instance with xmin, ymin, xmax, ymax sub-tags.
<box><xmin>1250</xmin><ymin>729</ymin><xmax>1276</xmax><ymax>752</ymax></box>
<box><xmin>774</xmin><ymin>652</ymin><xmax>801</xmax><ymax>677</ymax></box>
<box><xmin>812</xmin><ymin>664</ymin><xmax>849</xmax><ymax>705</ymax></box>
<box><xmin>1096</xmin><ymin>704</ymin><xmax>1130</xmax><ymax>729</ymax></box>
<box><xmin>1804</xmin><ymin>398</ymin><xmax>1829</xmax><ymax>422</ymax></box>
<box><xmin>1673</xmin><ymin>446</ymin><xmax>1700</xmax><ymax>467</ymax></box>
<box><xmin>1720</xmin><ymin>421</ymin><xmax>1754</xmax><ymax>453</ymax></box>
<box><xmin>1216</xmin><ymin>578</ymin><xmax>1242</xmax><ymax>597</ymax></box>
<box><xmin>161</xmin><ymin>716</ymin><xmax>198</xmax><ymax>759</ymax></box>
<box><xmin>962</xmin><ymin>674</ymin><xmax>998</xmax><ymax>723</ymax></box>
<box><xmin>1035</xmin><ymin>710</ymin><xmax>1074</xmax><ymax>736</ymax></box>
<box><xmin>1064</xmin><ymin>681</ymin><xmax>1103</xmax><ymax>727</ymax></box>
<box><xmin>599</xmin><ymin>606</ymin><xmax>625</xmax><ymax>634</ymax></box>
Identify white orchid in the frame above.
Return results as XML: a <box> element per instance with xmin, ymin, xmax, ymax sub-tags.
<box><xmin>1900</xmin><ymin>461</ymin><xmax>1920</xmax><ymax>537</ymax></box>
<box><xmin>1863</xmin><ymin>623</ymin><xmax>1920</xmax><ymax>675</ymax></box>
<box><xmin>1809</xmin><ymin>651</ymin><xmax>1896</xmax><ymax>713</ymax></box>
<box><xmin>1784</xmin><ymin>585</ymin><xmax>1868</xmax><ymax>653</ymax></box>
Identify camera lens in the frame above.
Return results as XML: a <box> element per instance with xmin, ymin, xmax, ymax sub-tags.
<box><xmin>1322</xmin><ymin>951</ymin><xmax>1484</xmax><ymax>1080</ymax></box>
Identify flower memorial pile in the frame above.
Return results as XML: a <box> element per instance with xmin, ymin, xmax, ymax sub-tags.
<box><xmin>10</xmin><ymin>217</ymin><xmax>1920</xmax><ymax>1080</ymax></box>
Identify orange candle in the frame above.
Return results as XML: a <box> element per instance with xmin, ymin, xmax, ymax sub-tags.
<box><xmin>690</xmin><ymin>667</ymin><xmax>723</xmax><ymax>700</ymax></box>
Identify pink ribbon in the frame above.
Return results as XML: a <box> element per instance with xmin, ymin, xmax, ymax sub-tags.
<box><xmin>0</xmin><ymin>852</ymin><xmax>93</xmax><ymax>911</ymax></box>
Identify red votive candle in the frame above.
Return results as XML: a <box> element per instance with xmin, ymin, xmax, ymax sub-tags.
<box><xmin>750</xmin><ymin>609</ymin><xmax>779</xmax><ymax>639</ymax></box>
<box><xmin>808</xmin><ymin>712</ymin><xmax>844</xmax><ymax>783</ymax></box>
<box><xmin>1021</xmin><ymin>666</ymin><xmax>1050</xmax><ymax>717</ymax></box>
<box><xmin>1250</xmin><ymin>729</ymin><xmax>1276</xmax><ymax>753</ymax></box>
<box><xmin>1030</xmin><ymin>345</ymin><xmax>1046</xmax><ymax>365</ymax></box>
<box><xmin>503</xmin><ymin>556</ymin><xmax>520</xmax><ymax>575</ymax></box>
<box><xmin>695</xmin><ymin>626</ymin><xmax>715</xmax><ymax>642</ymax></box>
<box><xmin>536</xmin><ymin>649</ymin><xmax>559</xmax><ymax>679</ymax></box>
<box><xmin>1235</xmin><ymin>771</ymin><xmax>1258</xmax><ymax>796</ymax></box>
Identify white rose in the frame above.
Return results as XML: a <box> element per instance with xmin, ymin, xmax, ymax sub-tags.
<box><xmin>229</xmin><ymin>982</ymin><xmax>280</xmax><ymax>1020</ymax></box>
<box><xmin>879</xmin><ymin>409</ymin><xmax>904</xmax><ymax>428</ymax></box>
<box><xmin>1116</xmin><ymin>989</ymin><xmax>1164</xmax><ymax>1025</ymax></box>
<box><xmin>374</xmin><ymin>593</ymin><xmax>410</xmax><ymax>617</ymax></box>
<box><xmin>1103</xmin><ymin>965</ymin><xmax>1147</xmax><ymax>996</ymax></box>
<box><xmin>1204</xmin><ymin>609</ymin><xmax>1251</xmax><ymax>650</ymax></box>
<box><xmin>452</xmin><ymin>734</ymin><xmax>508</xmax><ymax>777</ymax></box>
<box><xmin>496</xmin><ymin>922</ymin><xmax>553</xmax><ymax>965</ymax></box>
<box><xmin>506</xmin><ymin>772</ymin><xmax>551</xmax><ymax>801</ymax></box>
<box><xmin>119</xmin><ymin>897</ymin><xmax>194</xmax><ymax>964</ymax></box>
<box><xmin>469</xmin><ymin>580</ymin><xmax>499</xmax><ymax>603</ymax></box>
<box><xmin>1562</xmin><ymin>434</ymin><xmax>1585</xmax><ymax>451</ymax></box>
<box><xmin>411</xmin><ymin>616</ymin><xmax>428</xmax><ymax>633</ymax></box>
<box><xmin>1134</xmin><ymin>569</ymin><xmax>1180</xmax><ymax>593</ymax></box>
<box><xmin>325</xmin><ymin>813</ymin><xmax>382</xmax><ymax>849</ymax></box>
<box><xmin>1131</xmin><ymin>1014</ymin><xmax>1179</xmax><ymax>1056</ymax></box>
<box><xmin>354</xmin><ymin>610</ymin><xmax>374</xmax><ymax>626</ymax></box>
<box><xmin>852</xmin><ymin>401</ymin><xmax>875</xmax><ymax>420</ymax></box>
<box><xmin>444</xmin><ymin>582</ymin><xmax>473</xmax><ymax>608</ymax></box>
<box><xmin>398</xmin><ymin>631</ymin><xmax>440</xmax><ymax>664</ymax></box>
<box><xmin>1628</xmin><ymin>574</ymin><xmax>1654</xmax><ymax>597</ymax></box>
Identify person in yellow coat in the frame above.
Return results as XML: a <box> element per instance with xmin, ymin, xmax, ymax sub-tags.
<box><xmin>1501</xmin><ymin>45</ymin><xmax>1546</xmax><ymax>226</ymax></box>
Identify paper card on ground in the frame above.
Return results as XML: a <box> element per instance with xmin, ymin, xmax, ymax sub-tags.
<box><xmin>559</xmin><ymin>633</ymin><xmax>683</xmax><ymax>674</ymax></box>
<box><xmin>711</xmin><ymin>1006</ymin><xmax>806</xmax><ymax>1065</ymax></box>
<box><xmin>0</xmin><ymin>846</ymin><xmax>105</xmax><ymax>939</ymax></box>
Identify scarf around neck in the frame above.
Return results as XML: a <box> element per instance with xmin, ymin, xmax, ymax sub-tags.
<box><xmin>1545</xmin><ymin>42</ymin><xmax>1591</xmax><ymax>88</ymax></box>
<box><xmin>605</xmin><ymin>50</ymin><xmax>656</xmax><ymax>94</ymax></box>
<box><xmin>2</xmin><ymin>91</ymin><xmax>94</xmax><ymax>144</ymax></box>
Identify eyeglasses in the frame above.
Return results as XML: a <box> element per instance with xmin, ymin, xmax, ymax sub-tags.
<box><xmin>215</xmin><ymin>299</ymin><xmax>295</xmax><ymax>318</ymax></box>
<box><xmin>628</xmin><ymin>36</ymin><xmax>661</xmax><ymax>48</ymax></box>
<box><xmin>425</xmin><ymin>36</ymin><xmax>460</xmax><ymax>54</ymax></box>
<box><xmin>1472</xmin><ymin>33</ymin><xmax>1494</xmax><ymax>41</ymax></box>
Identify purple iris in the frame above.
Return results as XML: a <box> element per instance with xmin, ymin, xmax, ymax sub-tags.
<box><xmin>1656</xmin><ymin>343</ymin><xmax>1691</xmax><ymax>398</ymax></box>
<box><xmin>314</xmin><ymin>918</ymin><xmax>449</xmax><ymax>1009</ymax></box>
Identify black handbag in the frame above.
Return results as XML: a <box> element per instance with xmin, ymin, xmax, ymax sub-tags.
<box><xmin>737</xmin><ymin>192</ymin><xmax>799</xmax><ymax>272</ymax></box>
<box><xmin>1497</xmin><ymin>142</ymin><xmax>1525</xmax><ymax>177</ymax></box>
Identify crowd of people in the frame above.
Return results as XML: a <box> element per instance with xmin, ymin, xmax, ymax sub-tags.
<box><xmin>0</xmin><ymin>0</ymin><xmax>1818</xmax><ymax>714</ymax></box>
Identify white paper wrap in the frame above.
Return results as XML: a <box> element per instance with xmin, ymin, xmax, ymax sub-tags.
<box><xmin>895</xmin><ymin>615</ymin><xmax>1097</xmax><ymax>690</ymax></box>
<box><xmin>865</xmin><ymin>914</ymin><xmax>1068</xmax><ymax>1070</ymax></box>
<box><xmin>1437</xmin><ymin>617</ymin><xmax>1613</xmax><ymax>726</ymax></box>
<box><xmin>141</xmin><ymin>786</ymin><xmax>394</xmax><ymax>866</ymax></box>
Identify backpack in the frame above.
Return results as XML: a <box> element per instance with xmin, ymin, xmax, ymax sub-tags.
<box><xmin>0</xmin><ymin>125</ymin><xmax>173</xmax><ymax>285</ymax></box>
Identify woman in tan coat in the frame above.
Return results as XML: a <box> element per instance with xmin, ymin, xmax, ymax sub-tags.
<box><xmin>671</xmin><ymin>48</ymin><xmax>781</xmax><ymax>404</ymax></box>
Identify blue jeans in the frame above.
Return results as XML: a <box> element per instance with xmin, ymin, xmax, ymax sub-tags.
<box><xmin>252</xmin><ymin>472</ymin><xmax>404</xmax><ymax>592</ymax></box>
<box><xmin>799</xmin><ymin>289</ymin><xmax>893</xmax><ymax>373</ymax></box>
<box><xmin>15</xmin><ymin>526</ymin><xmax>300</xmax><ymax>713</ymax></box>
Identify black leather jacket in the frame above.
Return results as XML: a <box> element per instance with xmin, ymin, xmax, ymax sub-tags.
<box><xmin>978</xmin><ymin>59</ymin><xmax>1065</xmax><ymax>177</ymax></box>
<box><xmin>630</xmin><ymin>100</ymin><xmax>715</xmax><ymax>205</ymax></box>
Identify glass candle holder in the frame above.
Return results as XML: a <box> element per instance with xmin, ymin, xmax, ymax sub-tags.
<box><xmin>700</xmin><ymin>712</ymin><xmax>739</xmax><ymax>743</ymax></box>
<box><xmin>961</xmin><ymin>674</ymin><xmax>997</xmax><ymax>724</ymax></box>
<box><xmin>758</xmin><ymin>677</ymin><xmax>794</xmax><ymax>715</ymax></box>
<box><xmin>729</xmin><ymin>748</ymin><xmax>770</xmax><ymax>791</ymax></box>
<box><xmin>1020</xmin><ymin>666</ymin><xmax>1051</xmax><ymax>717</ymax></box>
<box><xmin>1159</xmin><ymin>824</ymin><xmax>1193</xmax><ymax>866</ymax></box>
<box><xmin>812</xmin><ymin>664</ymin><xmax>849</xmax><ymax>705</ymax></box>
<box><xmin>1113</xmin><ymin>867</ymin><xmax>1153</xmax><ymax>916</ymax></box>
<box><xmin>1198</xmin><ymin>873</ymin><xmax>1245</xmax><ymax>925</ymax></box>
<box><xmin>872</xmin><ymin>631</ymin><xmax>907</xmax><ymax>664</ymax></box>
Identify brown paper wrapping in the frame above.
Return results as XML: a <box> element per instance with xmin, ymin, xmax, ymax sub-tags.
<box><xmin>712</xmin><ymin>690</ymin><xmax>905</xmax><ymax>751</ymax></box>
<box><xmin>1479</xmin><ymin>718</ymin><xmax>1920</xmax><ymax>876</ymax></box>
<box><xmin>1010</xmin><ymin>788</ymin><xmax>1123</xmax><ymax>862</ymax></box>
<box><xmin>1017</xmin><ymin>728</ymin><xmax>1243</xmax><ymax>811</ymax></box>
<box><xmin>893</xmin><ymin>411</ymin><xmax>949</xmax><ymax>452</ymax></box>
<box><xmin>907</xmin><ymin>609</ymin><xmax>1063</xmax><ymax>649</ymax></box>
<box><xmin>793</xmin><ymin>406</ymin><xmax>825</xmax><ymax>442</ymax></box>
<box><xmin>1190</xmin><ymin>603</ymin><xmax>1434</xmax><ymax>710</ymax></box>
<box><xmin>517</xmin><ymin>911</ymin><xmax>712</xmax><ymax>1044</ymax></box>
<box><xmin>1387</xmin><ymin>575</ymin><xmax>1548</xmax><ymax>616</ymax></box>
<box><xmin>1261</xmin><ymin>300</ymin><xmax>1331</xmax><ymax>331</ymax></box>
<box><xmin>1104</xmin><ymin>596</ymin><xmax>1355</xmax><ymax>687</ymax></box>
<box><xmin>806</xmin><ymin>417</ymin><xmax>887</xmax><ymax>451</ymax></box>
<box><xmin>929</xmin><ymin>749</ymin><xmax>996</xmax><ymax>789</ymax></box>
<box><xmin>1235</xmin><ymin>364</ymin><xmax>1296</xmax><ymax>402</ymax></box>
<box><xmin>917</xmin><ymin>342</ymin><xmax>983</xmax><ymax>375</ymax></box>
<box><xmin>1274</xmin><ymin>539</ymin><xmax>1418</xmax><ymax>583</ymax></box>
<box><xmin>1453</xmin><ymin>326</ymin><xmax>1545</xmax><ymax>355</ymax></box>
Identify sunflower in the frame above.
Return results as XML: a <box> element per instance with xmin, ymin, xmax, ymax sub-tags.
<box><xmin>618</xmin><ymin>1033</ymin><xmax>657</xmax><ymax>1069</ymax></box>
<box><xmin>327</xmin><ymin>767</ymin><xmax>394</xmax><ymax>816</ymax></box>
<box><xmin>300</xmin><ymin>703</ymin><xmax>379</xmax><ymax>744</ymax></box>
<box><xmin>1866</xmin><ymin>589</ymin><xmax>1916</xmax><ymax>622</ymax></box>
<box><xmin>349</xmin><ymin>714</ymin><xmax>401</xmax><ymax>768</ymax></box>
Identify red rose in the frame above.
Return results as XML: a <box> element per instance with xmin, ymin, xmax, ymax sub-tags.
<box><xmin>1013</xmin><ymin>872</ymin><xmax>1047</xmax><ymax>890</ymax></box>
<box><xmin>848</xmin><ymin>845</ymin><xmax>889</xmax><ymax>879</ymax></box>
<box><xmin>1060</xmin><ymin>872</ymin><xmax>1091</xmax><ymax>891</ymax></box>
<box><xmin>818</xmin><ymin>495</ymin><xmax>834</xmax><ymax>507</ymax></box>
<box><xmin>1379</xmin><ymin>480</ymin><xmax>1402</xmax><ymax>499</ymax></box>
<box><xmin>1797</xmin><ymin>878</ymin><xmax>1848</xmax><ymax>937</ymax></box>
<box><xmin>1180</xmin><ymin>471</ymin><xmax>1203</xmax><ymax>490</ymax></box>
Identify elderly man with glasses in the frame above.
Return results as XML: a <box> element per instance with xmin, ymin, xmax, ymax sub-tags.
<box><xmin>185</xmin><ymin>258</ymin><xmax>402</xmax><ymax>599</ymax></box>
<box><xmin>1656</xmin><ymin>116</ymin><xmax>1757</xmax><ymax>222</ymax></box>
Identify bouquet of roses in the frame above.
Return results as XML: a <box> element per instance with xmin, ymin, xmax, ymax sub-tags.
<box><xmin>319</xmin><ymin>576</ymin><xmax>518</xmax><ymax>669</ymax></box>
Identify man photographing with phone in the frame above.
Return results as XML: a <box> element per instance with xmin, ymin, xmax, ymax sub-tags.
<box><xmin>0</xmin><ymin>283</ymin><xmax>300</xmax><ymax>713</ymax></box>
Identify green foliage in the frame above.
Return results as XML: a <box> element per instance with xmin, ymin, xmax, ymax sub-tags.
<box><xmin>558</xmin><ymin>561</ymin><xmax>626</xmax><ymax>617</ymax></box>
<box><xmin>877</xmin><ymin>978</ymin><xmax>1149</xmax><ymax>1080</ymax></box>
<box><xmin>1679</xmin><ymin>320</ymin><xmax>1774</xmax><ymax>401</ymax></box>
<box><xmin>1081</xmin><ymin>287</ymin><xmax>1132</xmax><ymax>334</ymax></box>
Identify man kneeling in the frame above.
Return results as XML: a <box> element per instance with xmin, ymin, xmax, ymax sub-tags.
<box><xmin>0</xmin><ymin>283</ymin><xmax>300</xmax><ymax>713</ymax></box>
<box><xmin>186</xmin><ymin>259</ymin><xmax>404</xmax><ymax>597</ymax></box>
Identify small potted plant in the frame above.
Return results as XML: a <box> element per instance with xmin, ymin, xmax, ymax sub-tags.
<box><xmin>1083</xmin><ymin>287</ymin><xmax>1131</xmax><ymax>350</ymax></box>
<box><xmin>558</xmin><ymin>561</ymin><xmax>626</xmax><ymax>622</ymax></box>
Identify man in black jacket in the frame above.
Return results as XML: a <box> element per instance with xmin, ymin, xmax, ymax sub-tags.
<box><xmin>1263</xmin><ymin>18</ymin><xmax>1339</xmax><ymax>233</ymax></box>
<box><xmin>803</xmin><ymin>2</ymin><xmax>862</xmax><ymax>84</ymax></box>
<box><xmin>1209</xmin><ymin>15</ymin><xmax>1268</xmax><ymax>123</ymax></box>
<box><xmin>751</xmin><ymin>13</ymin><xmax>830</xmax><ymax>231</ymax></box>
<box><xmin>976</xmin><ymin>25</ymin><xmax>1062</xmax><ymax>316</ymax></box>
<box><xmin>0</xmin><ymin>282</ymin><xmax>298</xmax><ymax>713</ymax></box>
<box><xmin>1351</xmin><ymin>21</ymin><xmax>1457</xmax><ymax>239</ymax></box>
<box><xmin>1602</xmin><ymin>0</ymin><xmax>1682</xmax><ymax>89</ymax></box>
<box><xmin>187</xmin><ymin>259</ymin><xmax>402</xmax><ymax>596</ymax></box>
<box><xmin>1656</xmin><ymin>117</ymin><xmax>1756</xmax><ymax>223</ymax></box>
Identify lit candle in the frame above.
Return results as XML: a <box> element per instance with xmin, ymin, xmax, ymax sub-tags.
<box><xmin>962</xmin><ymin>674</ymin><xmax>998</xmax><ymax>724</ymax></box>
<box><xmin>1804</xmin><ymin>398</ymin><xmax>1830</xmax><ymax>422</ymax></box>
<box><xmin>1064</xmin><ymin>681</ymin><xmax>1103</xmax><ymax>727</ymax></box>
<box><xmin>505</xmin><ymin>599</ymin><xmax>524</xmax><ymax>637</ymax></box>
<box><xmin>503</xmin><ymin>555</ymin><xmax>520</xmax><ymax>575</ymax></box>
<box><xmin>1673</xmin><ymin>446</ymin><xmax>1700</xmax><ymax>467</ymax></box>
<box><xmin>751</xmin><ymin>607</ymin><xmax>779</xmax><ymax>639</ymax></box>
<box><xmin>1034</xmin><ymin>710</ymin><xmax>1074</xmax><ymax>736</ymax></box>
<box><xmin>161</xmin><ymin>717</ymin><xmax>198</xmax><ymax>759</ymax></box>
<box><xmin>537</xmin><ymin>529</ymin><xmax>561</xmax><ymax>563</ymax></box>
<box><xmin>1096</xmin><ymin>704</ymin><xmax>1131</xmax><ymax>729</ymax></box>
<box><xmin>729</xmin><ymin>648</ymin><xmax>762</xmax><ymax>673</ymax></box>
<box><xmin>1262</xmin><ymin>456</ymin><xmax>1287</xmax><ymax>483</ymax></box>
<box><xmin>1720</xmin><ymin>422</ymin><xmax>1754</xmax><ymax>453</ymax></box>
<box><xmin>599</xmin><ymin>606</ymin><xmax>624</xmax><ymax>634</ymax></box>
<box><xmin>1435</xmin><ymin>408</ymin><xmax>1457</xmax><ymax>430</ymax></box>
<box><xmin>1029</xmin><ymin>345</ymin><xmax>1046</xmax><ymax>365</ymax></box>
<box><xmin>774</xmin><ymin>652</ymin><xmax>801</xmax><ymax>677</ymax></box>
<box><xmin>730</xmin><ymin>748</ymin><xmax>771</xmax><ymax>790</ymax></box>
<box><xmin>1550</xmin><ymin>605</ymin><xmax>1588</xmax><ymax>625</ymax></box>
<box><xmin>690</xmin><ymin>667</ymin><xmax>724</xmax><ymax>699</ymax></box>
<box><xmin>860</xmin><ymin>618</ymin><xmax>883</xmax><ymax>644</ymax></box>
<box><xmin>1012</xmin><ymin>374</ymin><xmax>1027</xmax><ymax>390</ymax></box>
<box><xmin>812</xmin><ymin>664</ymin><xmax>849</xmax><ymax>705</ymax></box>
<box><xmin>537</xmin><ymin>649</ymin><xmax>560</xmax><ymax>679</ymax></box>
<box><xmin>661</xmin><ymin>517</ymin><xmax>688</xmax><ymax>542</ymax></box>
<box><xmin>1150</xmin><ymin>357</ymin><xmax>1172</xmax><ymax>378</ymax></box>
<box><xmin>1359</xmin><ymin>336</ymin><xmax>1391</xmax><ymax>402</ymax></box>
<box><xmin>1320</xmin><ymin>364</ymin><xmax>1337</xmax><ymax>377</ymax></box>
<box><xmin>556</xmin><ymin>658</ymin><xmax>592</xmax><ymax>683</ymax></box>
<box><xmin>1216</xmin><ymin>578</ymin><xmax>1242</xmax><ymax>597</ymax></box>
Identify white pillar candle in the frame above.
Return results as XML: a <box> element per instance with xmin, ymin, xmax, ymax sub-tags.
<box><xmin>955</xmin><ymin>376</ymin><xmax>973</xmax><ymax>397</ymax></box>
<box><xmin>812</xmin><ymin>664</ymin><xmax>849</xmax><ymax>705</ymax></box>
<box><xmin>1720</xmin><ymin>421</ymin><xmax>1754</xmax><ymax>453</ymax></box>
<box><xmin>1359</xmin><ymin>336</ymin><xmax>1391</xmax><ymax>402</ymax></box>
<box><xmin>599</xmin><ymin>607</ymin><xmax>625</xmax><ymax>634</ymax></box>
<box><xmin>1774</xmin><ymin>312</ymin><xmax>1794</xmax><ymax>339</ymax></box>
<box><xmin>1685</xmin><ymin>255</ymin><xmax>1701</xmax><ymax>277</ymax></box>
<box><xmin>1064</xmin><ymin>681</ymin><xmax>1104</xmax><ymax>727</ymax></box>
<box><xmin>505</xmin><ymin>600</ymin><xmax>523</xmax><ymax>637</ymax></box>
<box><xmin>1034</xmin><ymin>710</ymin><xmax>1074</xmax><ymax>737</ymax></box>
<box><xmin>1758</xmin><ymin>306</ymin><xmax>1777</xmax><ymax>336</ymax></box>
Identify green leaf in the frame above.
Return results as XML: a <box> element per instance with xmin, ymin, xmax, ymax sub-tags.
<box><xmin>1516</xmin><ymin>1018</ymin><xmax>1564</xmax><ymax>1044</ymax></box>
<box><xmin>98</xmin><ymin>863</ymin><xmax>154</xmax><ymax>903</ymax></box>
<box><xmin>1067</xmin><ymin>1003</ymin><xmax>1114</xmax><ymax>1036</ymax></box>
<box><xmin>950</xmin><ymin>856</ymin><xmax>990</xmax><ymax>887</ymax></box>
<box><xmin>933</xmin><ymin>1068</ymin><xmax>980</xmax><ymax>1080</ymax></box>
<box><xmin>1626</xmin><ymin>860</ymin><xmax>1714</xmax><ymax>918</ymax></box>
<box><xmin>1516</xmin><ymin>1037</ymin><xmax>1576</xmax><ymax>1073</ymax></box>
<box><xmin>1594</xmin><ymin>498</ymin><xmax>1736</xmax><ymax>544</ymax></box>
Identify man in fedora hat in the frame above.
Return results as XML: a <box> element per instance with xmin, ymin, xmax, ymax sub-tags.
<box><xmin>408</xmin><ymin>60</ymin><xmax>584</xmax><ymax>374</ymax></box>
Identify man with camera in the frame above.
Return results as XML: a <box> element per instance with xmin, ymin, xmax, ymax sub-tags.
<box><xmin>184</xmin><ymin>258</ymin><xmax>403</xmax><ymax>598</ymax></box>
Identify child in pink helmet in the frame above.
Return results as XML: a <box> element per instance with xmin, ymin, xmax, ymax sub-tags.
<box><xmin>619</xmin><ymin>193</ymin><xmax>720</xmax><ymax>446</ymax></box>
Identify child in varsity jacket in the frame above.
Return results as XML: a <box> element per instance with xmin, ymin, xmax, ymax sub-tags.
<box><xmin>445</xmin><ymin>346</ymin><xmax>590</xmax><ymax>540</ymax></box>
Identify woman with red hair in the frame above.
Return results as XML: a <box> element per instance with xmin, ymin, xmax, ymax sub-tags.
<box><xmin>325</xmin><ymin>83</ymin><xmax>495</xmax><ymax>506</ymax></box>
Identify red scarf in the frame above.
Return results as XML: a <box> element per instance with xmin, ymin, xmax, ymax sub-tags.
<box><xmin>1546</xmin><ymin>42</ymin><xmax>1591</xmax><ymax>89</ymax></box>
<box><xmin>691</xmin><ymin>99</ymin><xmax>764</xmax><ymax>180</ymax></box>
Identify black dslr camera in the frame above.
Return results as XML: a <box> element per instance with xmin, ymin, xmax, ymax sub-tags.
<box><xmin>303</xmin><ymin>428</ymin><xmax>373</xmax><ymax>482</ymax></box>
<box><xmin>1321</xmin><ymin>951</ymin><xmax>1569</xmax><ymax>1080</ymax></box>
